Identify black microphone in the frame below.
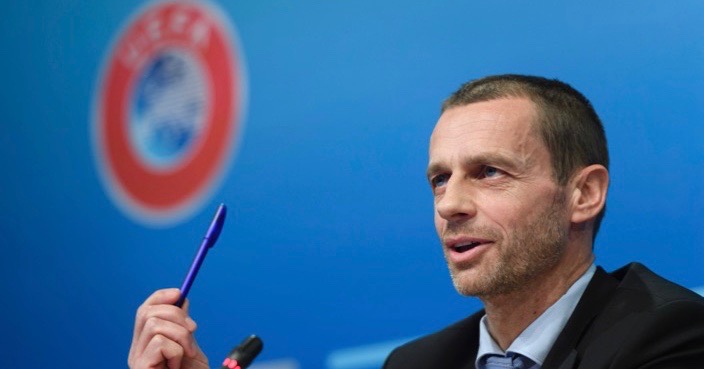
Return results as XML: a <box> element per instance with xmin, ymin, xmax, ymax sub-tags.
<box><xmin>220</xmin><ymin>335</ymin><xmax>264</xmax><ymax>369</ymax></box>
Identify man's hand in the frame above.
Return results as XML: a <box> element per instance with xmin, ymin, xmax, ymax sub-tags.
<box><xmin>128</xmin><ymin>289</ymin><xmax>210</xmax><ymax>369</ymax></box>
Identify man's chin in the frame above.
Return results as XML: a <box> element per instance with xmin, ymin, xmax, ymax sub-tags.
<box><xmin>449</xmin><ymin>268</ymin><xmax>487</xmax><ymax>296</ymax></box>
<box><xmin>450</xmin><ymin>266</ymin><xmax>521</xmax><ymax>297</ymax></box>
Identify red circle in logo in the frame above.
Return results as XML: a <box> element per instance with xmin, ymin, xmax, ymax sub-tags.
<box><xmin>93</xmin><ymin>1</ymin><xmax>244</xmax><ymax>225</ymax></box>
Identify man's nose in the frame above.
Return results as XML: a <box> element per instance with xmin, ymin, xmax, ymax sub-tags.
<box><xmin>435</xmin><ymin>178</ymin><xmax>477</xmax><ymax>221</ymax></box>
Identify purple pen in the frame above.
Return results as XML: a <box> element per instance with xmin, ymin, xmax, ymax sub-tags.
<box><xmin>175</xmin><ymin>203</ymin><xmax>227</xmax><ymax>308</ymax></box>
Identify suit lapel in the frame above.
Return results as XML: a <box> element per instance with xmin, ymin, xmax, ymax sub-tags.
<box><xmin>542</xmin><ymin>267</ymin><xmax>619</xmax><ymax>369</ymax></box>
<box><xmin>556</xmin><ymin>350</ymin><xmax>578</xmax><ymax>369</ymax></box>
<box><xmin>454</xmin><ymin>312</ymin><xmax>482</xmax><ymax>369</ymax></box>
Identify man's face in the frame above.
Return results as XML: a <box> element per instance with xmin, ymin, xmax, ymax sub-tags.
<box><xmin>427</xmin><ymin>97</ymin><xmax>571</xmax><ymax>297</ymax></box>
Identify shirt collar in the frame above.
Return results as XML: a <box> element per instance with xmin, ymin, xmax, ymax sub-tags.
<box><xmin>475</xmin><ymin>264</ymin><xmax>596</xmax><ymax>367</ymax></box>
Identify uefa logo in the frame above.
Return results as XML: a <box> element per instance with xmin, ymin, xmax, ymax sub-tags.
<box><xmin>92</xmin><ymin>0</ymin><xmax>245</xmax><ymax>226</ymax></box>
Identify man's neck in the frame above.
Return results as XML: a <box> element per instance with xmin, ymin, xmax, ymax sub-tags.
<box><xmin>480</xmin><ymin>256</ymin><xmax>593</xmax><ymax>350</ymax></box>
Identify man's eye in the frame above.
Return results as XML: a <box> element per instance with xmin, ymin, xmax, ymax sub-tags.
<box><xmin>482</xmin><ymin>166</ymin><xmax>501</xmax><ymax>178</ymax></box>
<box><xmin>431</xmin><ymin>174</ymin><xmax>449</xmax><ymax>188</ymax></box>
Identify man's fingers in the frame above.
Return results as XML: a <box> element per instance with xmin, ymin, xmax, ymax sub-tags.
<box><xmin>145</xmin><ymin>288</ymin><xmax>182</xmax><ymax>306</ymax></box>
<box><xmin>134</xmin><ymin>289</ymin><xmax>180</xmax><ymax>336</ymax></box>
<box><xmin>181</xmin><ymin>300</ymin><xmax>199</xmax><ymax>331</ymax></box>
<box><xmin>134</xmin><ymin>290</ymin><xmax>195</xmax><ymax>340</ymax></box>
<box><xmin>141</xmin><ymin>334</ymin><xmax>184</xmax><ymax>369</ymax></box>
<box><xmin>135</xmin><ymin>315</ymin><xmax>198</xmax><ymax>359</ymax></box>
<box><xmin>129</xmin><ymin>289</ymin><xmax>199</xmax><ymax>369</ymax></box>
<box><xmin>137</xmin><ymin>304</ymin><xmax>196</xmax><ymax>332</ymax></box>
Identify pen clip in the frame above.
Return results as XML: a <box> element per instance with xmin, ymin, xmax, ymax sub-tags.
<box><xmin>204</xmin><ymin>203</ymin><xmax>227</xmax><ymax>245</ymax></box>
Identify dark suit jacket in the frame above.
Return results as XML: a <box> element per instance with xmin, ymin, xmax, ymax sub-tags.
<box><xmin>383</xmin><ymin>263</ymin><xmax>704</xmax><ymax>369</ymax></box>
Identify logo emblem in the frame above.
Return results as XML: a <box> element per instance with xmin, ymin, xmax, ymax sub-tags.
<box><xmin>93</xmin><ymin>0</ymin><xmax>245</xmax><ymax>226</ymax></box>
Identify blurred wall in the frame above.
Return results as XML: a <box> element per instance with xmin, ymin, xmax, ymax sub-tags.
<box><xmin>2</xmin><ymin>1</ymin><xmax>703</xmax><ymax>368</ymax></box>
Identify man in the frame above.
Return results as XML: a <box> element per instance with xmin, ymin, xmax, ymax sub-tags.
<box><xmin>382</xmin><ymin>75</ymin><xmax>704</xmax><ymax>369</ymax></box>
<box><xmin>128</xmin><ymin>75</ymin><xmax>704</xmax><ymax>369</ymax></box>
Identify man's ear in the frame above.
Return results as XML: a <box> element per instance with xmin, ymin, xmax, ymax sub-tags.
<box><xmin>569</xmin><ymin>164</ymin><xmax>609</xmax><ymax>224</ymax></box>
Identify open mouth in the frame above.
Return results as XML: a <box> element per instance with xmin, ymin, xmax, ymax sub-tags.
<box><xmin>453</xmin><ymin>241</ymin><xmax>482</xmax><ymax>253</ymax></box>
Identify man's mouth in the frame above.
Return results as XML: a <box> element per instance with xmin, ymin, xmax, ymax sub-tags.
<box><xmin>452</xmin><ymin>241</ymin><xmax>483</xmax><ymax>253</ymax></box>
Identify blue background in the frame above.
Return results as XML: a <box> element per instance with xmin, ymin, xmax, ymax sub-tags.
<box><xmin>1</xmin><ymin>1</ymin><xmax>703</xmax><ymax>369</ymax></box>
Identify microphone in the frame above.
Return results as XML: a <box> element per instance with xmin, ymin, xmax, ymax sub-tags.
<box><xmin>220</xmin><ymin>335</ymin><xmax>264</xmax><ymax>369</ymax></box>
